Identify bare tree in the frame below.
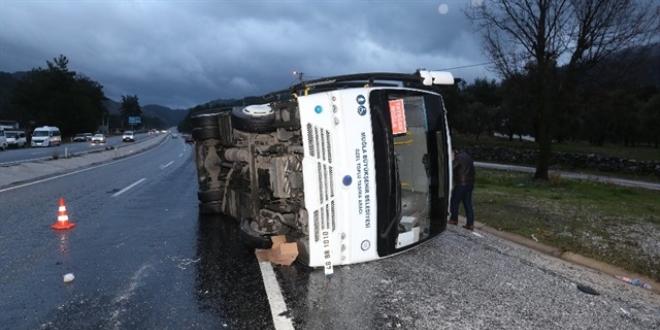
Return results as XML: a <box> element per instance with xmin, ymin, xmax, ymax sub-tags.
<box><xmin>465</xmin><ymin>0</ymin><xmax>660</xmax><ymax>179</ymax></box>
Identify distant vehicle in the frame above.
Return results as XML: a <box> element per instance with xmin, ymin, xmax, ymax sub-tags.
<box><xmin>171</xmin><ymin>133</ymin><xmax>179</xmax><ymax>138</ymax></box>
<box><xmin>122</xmin><ymin>131</ymin><xmax>135</xmax><ymax>142</ymax></box>
<box><xmin>6</xmin><ymin>131</ymin><xmax>27</xmax><ymax>148</ymax></box>
<box><xmin>91</xmin><ymin>134</ymin><xmax>106</xmax><ymax>144</ymax></box>
<box><xmin>84</xmin><ymin>133</ymin><xmax>93</xmax><ymax>141</ymax></box>
<box><xmin>73</xmin><ymin>133</ymin><xmax>86</xmax><ymax>142</ymax></box>
<box><xmin>31</xmin><ymin>126</ymin><xmax>61</xmax><ymax>147</ymax></box>
<box><xmin>183</xmin><ymin>134</ymin><xmax>194</xmax><ymax>143</ymax></box>
<box><xmin>0</xmin><ymin>127</ymin><xmax>7</xmax><ymax>151</ymax></box>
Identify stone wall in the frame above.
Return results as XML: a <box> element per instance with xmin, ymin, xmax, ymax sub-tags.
<box><xmin>465</xmin><ymin>146</ymin><xmax>660</xmax><ymax>178</ymax></box>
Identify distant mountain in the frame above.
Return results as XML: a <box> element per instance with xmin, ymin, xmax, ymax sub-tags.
<box><xmin>205</xmin><ymin>95</ymin><xmax>267</xmax><ymax>107</ymax></box>
<box><xmin>103</xmin><ymin>99</ymin><xmax>121</xmax><ymax>114</ymax></box>
<box><xmin>11</xmin><ymin>71</ymin><xmax>28</xmax><ymax>80</ymax></box>
<box><xmin>102</xmin><ymin>99</ymin><xmax>187</xmax><ymax>128</ymax></box>
<box><xmin>574</xmin><ymin>42</ymin><xmax>660</xmax><ymax>88</ymax></box>
<box><xmin>141</xmin><ymin>104</ymin><xmax>187</xmax><ymax>127</ymax></box>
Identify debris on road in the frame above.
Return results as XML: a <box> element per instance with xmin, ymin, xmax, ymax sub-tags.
<box><xmin>63</xmin><ymin>273</ymin><xmax>75</xmax><ymax>283</ymax></box>
<box><xmin>615</xmin><ymin>275</ymin><xmax>653</xmax><ymax>290</ymax></box>
<box><xmin>576</xmin><ymin>284</ymin><xmax>600</xmax><ymax>295</ymax></box>
<box><xmin>531</xmin><ymin>234</ymin><xmax>539</xmax><ymax>242</ymax></box>
<box><xmin>472</xmin><ymin>232</ymin><xmax>484</xmax><ymax>238</ymax></box>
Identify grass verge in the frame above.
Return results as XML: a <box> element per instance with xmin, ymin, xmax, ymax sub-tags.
<box><xmin>453</xmin><ymin>134</ymin><xmax>660</xmax><ymax>161</ymax></box>
<box><xmin>472</xmin><ymin>168</ymin><xmax>660</xmax><ymax>282</ymax></box>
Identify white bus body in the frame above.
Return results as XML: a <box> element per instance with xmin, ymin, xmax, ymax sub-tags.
<box><xmin>192</xmin><ymin>70</ymin><xmax>455</xmax><ymax>268</ymax></box>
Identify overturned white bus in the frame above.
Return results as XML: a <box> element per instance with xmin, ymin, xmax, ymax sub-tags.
<box><xmin>192</xmin><ymin>70</ymin><xmax>455</xmax><ymax>274</ymax></box>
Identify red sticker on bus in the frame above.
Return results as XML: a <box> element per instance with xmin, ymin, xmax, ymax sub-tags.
<box><xmin>389</xmin><ymin>99</ymin><xmax>407</xmax><ymax>135</ymax></box>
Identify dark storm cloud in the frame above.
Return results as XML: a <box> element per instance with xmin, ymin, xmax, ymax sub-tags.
<box><xmin>0</xmin><ymin>0</ymin><xmax>492</xmax><ymax>109</ymax></box>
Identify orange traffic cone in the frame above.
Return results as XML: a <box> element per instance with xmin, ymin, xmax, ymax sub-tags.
<box><xmin>51</xmin><ymin>198</ymin><xmax>75</xmax><ymax>230</ymax></box>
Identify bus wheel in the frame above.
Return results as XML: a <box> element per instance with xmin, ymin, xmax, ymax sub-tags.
<box><xmin>230</xmin><ymin>105</ymin><xmax>275</xmax><ymax>133</ymax></box>
<box><xmin>239</xmin><ymin>216</ymin><xmax>291</xmax><ymax>249</ymax></box>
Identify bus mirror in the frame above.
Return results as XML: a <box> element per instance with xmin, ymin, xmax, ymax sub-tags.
<box><xmin>418</xmin><ymin>70</ymin><xmax>433</xmax><ymax>86</ymax></box>
<box><xmin>417</xmin><ymin>70</ymin><xmax>454</xmax><ymax>86</ymax></box>
<box><xmin>430</xmin><ymin>71</ymin><xmax>454</xmax><ymax>85</ymax></box>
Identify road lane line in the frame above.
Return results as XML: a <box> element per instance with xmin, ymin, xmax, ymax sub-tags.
<box><xmin>112</xmin><ymin>178</ymin><xmax>146</xmax><ymax>197</ymax></box>
<box><xmin>179</xmin><ymin>153</ymin><xmax>183</xmax><ymax>157</ymax></box>
<box><xmin>160</xmin><ymin>161</ymin><xmax>174</xmax><ymax>169</ymax></box>
<box><xmin>259</xmin><ymin>261</ymin><xmax>294</xmax><ymax>330</ymax></box>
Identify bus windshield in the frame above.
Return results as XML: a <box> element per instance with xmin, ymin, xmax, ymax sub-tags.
<box><xmin>369</xmin><ymin>89</ymin><xmax>449</xmax><ymax>256</ymax></box>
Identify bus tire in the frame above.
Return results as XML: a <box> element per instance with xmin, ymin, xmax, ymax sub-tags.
<box><xmin>192</xmin><ymin>127</ymin><xmax>220</xmax><ymax>141</ymax></box>
<box><xmin>231</xmin><ymin>107</ymin><xmax>276</xmax><ymax>133</ymax></box>
<box><xmin>191</xmin><ymin>114</ymin><xmax>219</xmax><ymax>128</ymax></box>
<box><xmin>197</xmin><ymin>189</ymin><xmax>223</xmax><ymax>203</ymax></box>
<box><xmin>239</xmin><ymin>216</ymin><xmax>291</xmax><ymax>249</ymax></box>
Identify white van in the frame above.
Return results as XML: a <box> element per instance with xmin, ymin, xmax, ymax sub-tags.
<box><xmin>6</xmin><ymin>130</ymin><xmax>27</xmax><ymax>148</ymax></box>
<box><xmin>0</xmin><ymin>128</ymin><xmax>7</xmax><ymax>151</ymax></box>
<box><xmin>31</xmin><ymin>126</ymin><xmax>62</xmax><ymax>147</ymax></box>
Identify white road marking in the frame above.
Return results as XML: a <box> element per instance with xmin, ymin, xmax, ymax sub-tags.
<box><xmin>259</xmin><ymin>261</ymin><xmax>294</xmax><ymax>330</ymax></box>
<box><xmin>160</xmin><ymin>161</ymin><xmax>174</xmax><ymax>169</ymax></box>
<box><xmin>179</xmin><ymin>153</ymin><xmax>183</xmax><ymax>157</ymax></box>
<box><xmin>111</xmin><ymin>178</ymin><xmax>146</xmax><ymax>197</ymax></box>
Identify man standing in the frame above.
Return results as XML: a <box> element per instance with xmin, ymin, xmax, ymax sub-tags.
<box><xmin>448</xmin><ymin>146</ymin><xmax>476</xmax><ymax>230</ymax></box>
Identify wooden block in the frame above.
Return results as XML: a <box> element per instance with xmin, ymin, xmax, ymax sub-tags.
<box><xmin>270</xmin><ymin>235</ymin><xmax>287</xmax><ymax>247</ymax></box>
<box><xmin>267</xmin><ymin>242</ymin><xmax>299</xmax><ymax>266</ymax></box>
<box><xmin>279</xmin><ymin>242</ymin><xmax>298</xmax><ymax>256</ymax></box>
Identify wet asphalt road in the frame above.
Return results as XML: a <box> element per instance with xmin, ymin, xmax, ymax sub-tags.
<box><xmin>1</xmin><ymin>138</ymin><xmax>659</xmax><ymax>330</ymax></box>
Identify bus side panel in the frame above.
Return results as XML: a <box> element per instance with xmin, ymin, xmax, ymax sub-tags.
<box><xmin>297</xmin><ymin>90</ymin><xmax>379</xmax><ymax>267</ymax></box>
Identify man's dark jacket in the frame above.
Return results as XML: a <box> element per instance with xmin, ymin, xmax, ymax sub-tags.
<box><xmin>453</xmin><ymin>152</ymin><xmax>475</xmax><ymax>186</ymax></box>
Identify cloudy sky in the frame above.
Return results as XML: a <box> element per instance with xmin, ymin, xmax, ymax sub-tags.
<box><xmin>0</xmin><ymin>0</ymin><xmax>494</xmax><ymax>110</ymax></box>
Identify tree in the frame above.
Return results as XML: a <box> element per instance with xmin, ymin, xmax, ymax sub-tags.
<box><xmin>640</xmin><ymin>92</ymin><xmax>660</xmax><ymax>148</ymax></box>
<box><xmin>465</xmin><ymin>0</ymin><xmax>660</xmax><ymax>179</ymax></box>
<box><xmin>10</xmin><ymin>55</ymin><xmax>107</xmax><ymax>135</ymax></box>
<box><xmin>119</xmin><ymin>94</ymin><xmax>142</xmax><ymax>128</ymax></box>
<box><xmin>463</xmin><ymin>78</ymin><xmax>502</xmax><ymax>140</ymax></box>
<box><xmin>500</xmin><ymin>73</ymin><xmax>534</xmax><ymax>141</ymax></box>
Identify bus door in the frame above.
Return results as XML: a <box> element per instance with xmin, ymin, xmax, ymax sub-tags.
<box><xmin>368</xmin><ymin>89</ymin><xmax>450</xmax><ymax>257</ymax></box>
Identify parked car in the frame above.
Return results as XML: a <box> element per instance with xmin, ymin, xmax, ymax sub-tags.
<box><xmin>73</xmin><ymin>133</ymin><xmax>86</xmax><ymax>142</ymax></box>
<box><xmin>6</xmin><ymin>131</ymin><xmax>27</xmax><ymax>148</ymax></box>
<box><xmin>122</xmin><ymin>131</ymin><xmax>135</xmax><ymax>142</ymax></box>
<box><xmin>91</xmin><ymin>134</ymin><xmax>106</xmax><ymax>144</ymax></box>
<box><xmin>0</xmin><ymin>128</ymin><xmax>8</xmax><ymax>150</ymax></box>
